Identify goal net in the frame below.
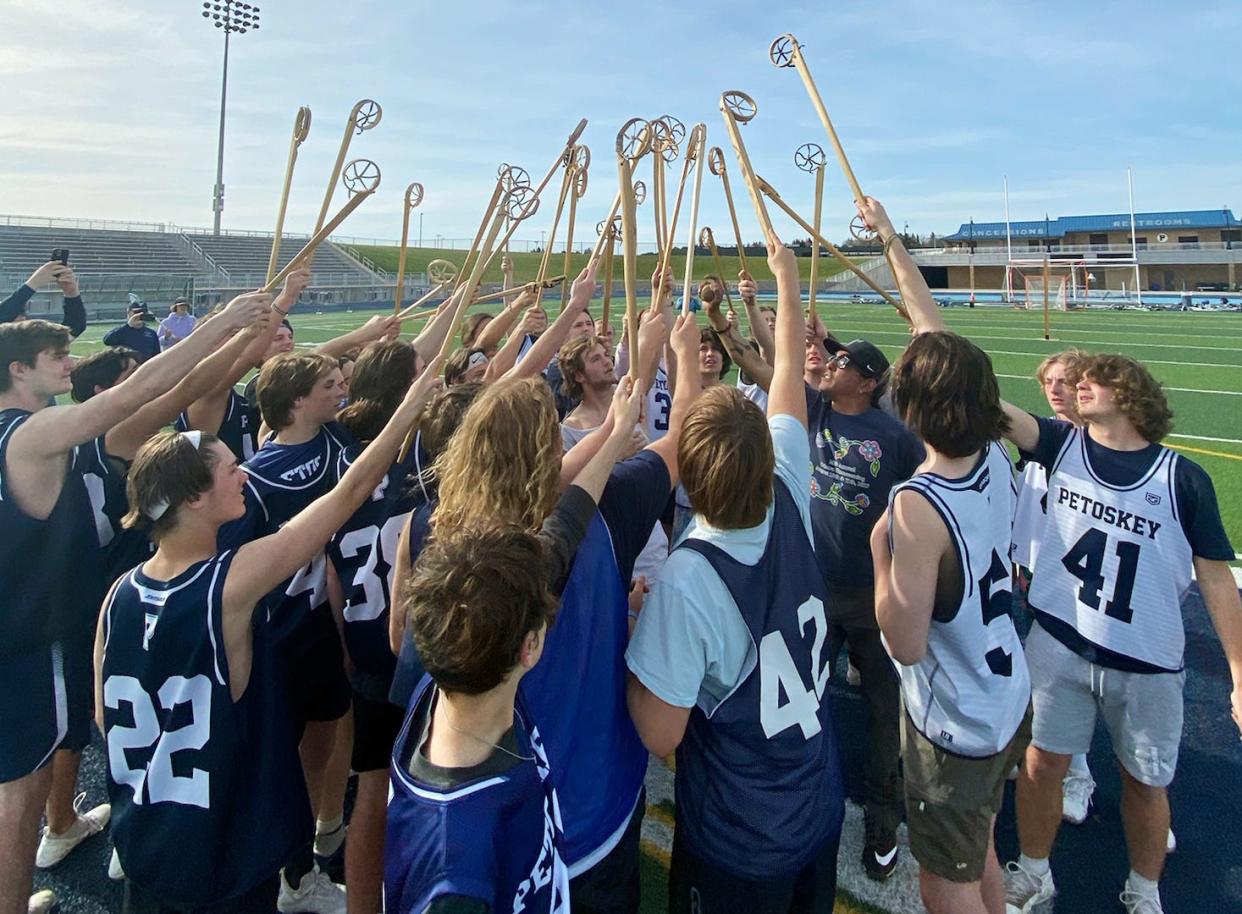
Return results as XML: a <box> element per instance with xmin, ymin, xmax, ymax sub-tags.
<box><xmin>1018</xmin><ymin>272</ymin><xmax>1069</xmax><ymax>311</ymax></box>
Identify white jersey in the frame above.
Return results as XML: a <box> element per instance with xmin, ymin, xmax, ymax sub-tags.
<box><xmin>1027</xmin><ymin>428</ymin><xmax>1192</xmax><ymax>671</ymax></box>
<box><xmin>643</xmin><ymin>363</ymin><xmax>671</xmax><ymax>443</ymax></box>
<box><xmin>887</xmin><ymin>442</ymin><xmax>1031</xmax><ymax>757</ymax></box>
<box><xmin>1010</xmin><ymin>459</ymin><xmax>1048</xmax><ymax>570</ymax></box>
<box><xmin>737</xmin><ymin>378</ymin><xmax>768</xmax><ymax>413</ymax></box>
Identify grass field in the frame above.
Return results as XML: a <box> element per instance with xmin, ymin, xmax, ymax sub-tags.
<box><xmin>346</xmin><ymin>243</ymin><xmax>856</xmax><ymax>284</ymax></box>
<box><xmin>71</xmin><ymin>297</ymin><xmax>1242</xmax><ymax>552</ymax></box>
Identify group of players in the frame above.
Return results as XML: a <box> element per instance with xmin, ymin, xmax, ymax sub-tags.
<box><xmin>0</xmin><ymin>195</ymin><xmax>1239</xmax><ymax>914</ymax></box>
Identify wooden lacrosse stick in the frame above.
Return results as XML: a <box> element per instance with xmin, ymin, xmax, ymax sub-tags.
<box><xmin>699</xmin><ymin>227</ymin><xmax>734</xmax><ymax>313</ymax></box>
<box><xmin>535</xmin><ymin>165</ymin><xmax>575</xmax><ymax>286</ymax></box>
<box><xmin>770</xmin><ymin>34</ymin><xmax>875</xmax><ymax>242</ymax></box>
<box><xmin>470</xmin><ymin>118</ymin><xmax>589</xmax><ymax>281</ymax></box>
<box><xmin>473</xmin><ymin>275</ymin><xmax>565</xmax><ymax>306</ymax></box>
<box><xmin>267</xmin><ymin>106</ymin><xmax>311</xmax><ymax>284</ymax></box>
<box><xmin>679</xmin><ymin>124</ymin><xmax>708</xmax><ymax>315</ymax></box>
<box><xmin>393</xmin><ymin>182</ymin><xmax>425</xmax><ymax>314</ymax></box>
<box><xmin>617</xmin><ymin>153</ymin><xmax>641</xmax><ymax>381</ymax></box>
<box><xmin>754</xmin><ymin>174</ymin><xmax>908</xmax><ymax>317</ymax></box>
<box><xmin>719</xmin><ymin>90</ymin><xmax>779</xmax><ymax>246</ymax></box>
<box><xmin>598</xmin><ymin>218</ymin><xmax>620</xmax><ymax>329</ymax></box>
<box><xmin>498</xmin><ymin>163</ymin><xmax>531</xmax><ymax>256</ymax></box>
<box><xmin>654</xmin><ymin>124</ymin><xmax>705</xmax><ymax>305</ymax></box>
<box><xmin>588</xmin><ymin>118</ymin><xmax>652</xmax><ymax>261</ymax></box>
<box><xmin>264</xmin><ymin>159</ymin><xmax>381</xmax><ymax>293</ymax></box>
<box><xmin>395</xmin><ymin>259</ymin><xmax>458</xmax><ymax>320</ymax></box>
<box><xmin>560</xmin><ymin>147</ymin><xmax>589</xmax><ymax>310</ymax></box>
<box><xmin>314</xmin><ymin>99</ymin><xmax>382</xmax><ymax>236</ymax></box>
<box><xmin>707</xmin><ymin>146</ymin><xmax>756</xmax><ymax>309</ymax></box>
<box><xmin>794</xmin><ymin>143</ymin><xmax>828</xmax><ymax>320</ymax></box>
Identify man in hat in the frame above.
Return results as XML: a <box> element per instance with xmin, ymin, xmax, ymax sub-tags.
<box><xmin>157</xmin><ymin>297</ymin><xmax>197</xmax><ymax>350</ymax></box>
<box><xmin>102</xmin><ymin>299</ymin><xmax>160</xmax><ymax>363</ymax></box>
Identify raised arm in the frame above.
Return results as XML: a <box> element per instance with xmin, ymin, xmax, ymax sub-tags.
<box><xmin>11</xmin><ymin>291</ymin><xmax>270</xmax><ymax>466</ymax></box>
<box><xmin>224</xmin><ymin>360</ymin><xmax>443</xmax><ymax>612</ymax></box>
<box><xmin>482</xmin><ymin>289</ymin><xmax>541</xmax><ymax>382</ymax></box>
<box><xmin>702</xmin><ymin>288</ymin><xmax>773</xmax><ymax>392</ymax></box>
<box><xmin>470</xmin><ymin>296</ymin><xmax>524</xmax><ymax>355</ymax></box>
<box><xmin>503</xmin><ymin>261</ymin><xmax>599</xmax><ymax>381</ymax></box>
<box><xmin>569</xmin><ymin>378</ymin><xmax>644</xmax><ymax>502</ymax></box>
<box><xmin>55</xmin><ymin>268</ymin><xmax>86</xmax><ymax>338</ymax></box>
<box><xmin>1000</xmin><ymin>401</ymin><xmax>1041</xmax><ymax>453</ymax></box>
<box><xmin>766</xmin><ymin>240</ymin><xmax>809</xmax><ymax>428</ymax></box>
<box><xmin>738</xmin><ymin>277</ymin><xmax>776</xmax><ymax>364</ymax></box>
<box><xmin>645</xmin><ymin>312</ymin><xmax>701</xmax><ymax>485</ymax></box>
<box><xmin>411</xmin><ymin>286</ymin><xmax>468</xmax><ymax>365</ymax></box>
<box><xmin>856</xmin><ymin>197</ymin><xmax>943</xmax><ymax>335</ymax></box>
<box><xmin>316</xmin><ymin>313</ymin><xmax>401</xmax><ymax>360</ymax></box>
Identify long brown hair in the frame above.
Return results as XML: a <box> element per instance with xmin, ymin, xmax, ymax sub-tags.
<box><xmin>432</xmin><ymin>377</ymin><xmax>561</xmax><ymax>534</ymax></box>
<box><xmin>1075</xmin><ymin>353</ymin><xmax>1174</xmax><ymax>442</ymax></box>
<box><xmin>338</xmin><ymin>340</ymin><xmax>417</xmax><ymax>445</ymax></box>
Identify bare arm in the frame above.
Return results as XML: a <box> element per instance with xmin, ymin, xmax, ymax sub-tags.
<box><xmin>739</xmin><ymin>279</ymin><xmax>776</xmax><ymax>364</ymax></box>
<box><xmin>703</xmin><ymin>295</ymin><xmax>772</xmax><ymax>391</ymax></box>
<box><xmin>411</xmin><ymin>286</ymin><xmax>468</xmax><ymax>365</ymax></box>
<box><xmin>1196</xmin><ymin>556</ymin><xmax>1242</xmax><ymax>737</ymax></box>
<box><xmin>482</xmin><ymin>290</ymin><xmax>540</xmax><ymax>383</ymax></box>
<box><xmin>646</xmin><ymin>313</ymin><xmax>701</xmax><ymax>486</ymax></box>
<box><xmin>1000</xmin><ymin>401</ymin><xmax>1041</xmax><ymax>453</ymax></box>
<box><xmin>315</xmin><ymin>314</ymin><xmax>400</xmax><ymax>360</ymax></box>
<box><xmin>766</xmin><ymin>241</ymin><xmax>809</xmax><ymax>428</ymax></box>
<box><xmin>626</xmin><ymin>674</ymin><xmax>692</xmax><ymax>759</ymax></box>
<box><xmin>565</xmin><ymin>379</ymin><xmax>644</xmax><ymax>502</ymax></box>
<box><xmin>223</xmin><ymin>361</ymin><xmax>443</xmax><ymax>613</ymax></box>
<box><xmin>390</xmin><ymin>519</ymin><xmax>414</xmax><ymax>655</ymax></box>
<box><xmin>503</xmin><ymin>261</ymin><xmax>599</xmax><ymax>382</ymax></box>
<box><xmin>856</xmin><ymin>197</ymin><xmax>943</xmax><ymax>335</ymax></box>
<box><xmin>471</xmin><ymin>295</ymin><xmax>525</xmax><ymax>355</ymax></box>
<box><xmin>871</xmin><ymin>493</ymin><xmax>949</xmax><ymax>665</ymax></box>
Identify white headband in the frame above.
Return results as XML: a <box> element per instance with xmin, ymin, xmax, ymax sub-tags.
<box><xmin>144</xmin><ymin>431</ymin><xmax>204</xmax><ymax>520</ymax></box>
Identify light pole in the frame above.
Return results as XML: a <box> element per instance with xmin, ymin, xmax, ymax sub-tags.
<box><xmin>201</xmin><ymin>1</ymin><xmax>261</xmax><ymax>235</ymax></box>
<box><xmin>419</xmin><ymin>213</ymin><xmax>423</xmax><ymax>248</ymax></box>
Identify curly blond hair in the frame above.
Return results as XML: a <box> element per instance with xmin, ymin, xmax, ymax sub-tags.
<box><xmin>432</xmin><ymin>376</ymin><xmax>562</xmax><ymax>534</ymax></box>
<box><xmin>1074</xmin><ymin>353</ymin><xmax>1173</xmax><ymax>442</ymax></box>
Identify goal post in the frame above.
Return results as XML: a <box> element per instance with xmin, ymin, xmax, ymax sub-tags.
<box><xmin>1021</xmin><ymin>273</ymin><xmax>1069</xmax><ymax>312</ymax></box>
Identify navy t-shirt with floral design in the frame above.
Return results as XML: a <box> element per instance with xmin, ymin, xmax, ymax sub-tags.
<box><xmin>805</xmin><ymin>385</ymin><xmax>925</xmax><ymax>593</ymax></box>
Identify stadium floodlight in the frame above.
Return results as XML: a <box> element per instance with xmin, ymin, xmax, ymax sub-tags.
<box><xmin>201</xmin><ymin>1</ymin><xmax>262</xmax><ymax>234</ymax></box>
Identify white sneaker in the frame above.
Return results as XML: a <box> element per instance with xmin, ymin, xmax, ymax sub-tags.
<box><xmin>108</xmin><ymin>847</ymin><xmax>125</xmax><ymax>881</ymax></box>
<box><xmin>1004</xmin><ymin>860</ymin><xmax>1056</xmax><ymax>914</ymax></box>
<box><xmin>35</xmin><ymin>794</ymin><xmax>111</xmax><ymax>868</ymax></box>
<box><xmin>27</xmin><ymin>890</ymin><xmax>57</xmax><ymax>914</ymax></box>
<box><xmin>846</xmin><ymin>662</ymin><xmax>861</xmax><ymax>687</ymax></box>
<box><xmin>277</xmin><ymin>866</ymin><xmax>347</xmax><ymax>914</ymax></box>
<box><xmin>1121</xmin><ymin>888</ymin><xmax>1165</xmax><ymax>914</ymax></box>
<box><xmin>1166</xmin><ymin>828</ymin><xmax>1177</xmax><ymax>854</ymax></box>
<box><xmin>1061</xmin><ymin>773</ymin><xmax>1095</xmax><ymax>825</ymax></box>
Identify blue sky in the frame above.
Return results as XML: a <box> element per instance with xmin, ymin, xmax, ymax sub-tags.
<box><xmin>4</xmin><ymin>0</ymin><xmax>1241</xmax><ymax>249</ymax></box>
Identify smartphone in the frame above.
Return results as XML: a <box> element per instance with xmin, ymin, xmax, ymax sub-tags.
<box><xmin>51</xmin><ymin>248</ymin><xmax>70</xmax><ymax>266</ymax></box>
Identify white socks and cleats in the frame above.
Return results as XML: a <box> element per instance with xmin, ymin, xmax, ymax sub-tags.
<box><xmin>27</xmin><ymin>890</ymin><xmax>57</xmax><ymax>914</ymax></box>
<box><xmin>1121</xmin><ymin>871</ymin><xmax>1164</xmax><ymax>914</ymax></box>
<box><xmin>1061</xmin><ymin>772</ymin><xmax>1095</xmax><ymax>825</ymax></box>
<box><xmin>108</xmin><ymin>847</ymin><xmax>125</xmax><ymax>881</ymax></box>
<box><xmin>1166</xmin><ymin>828</ymin><xmax>1177</xmax><ymax>854</ymax></box>
<box><xmin>277</xmin><ymin>864</ymin><xmax>347</xmax><ymax>914</ymax></box>
<box><xmin>313</xmin><ymin>815</ymin><xmax>346</xmax><ymax>858</ymax></box>
<box><xmin>846</xmin><ymin>661</ymin><xmax>861</xmax><ymax>687</ymax></box>
<box><xmin>1004</xmin><ymin>856</ymin><xmax>1055</xmax><ymax>914</ymax></box>
<box><xmin>35</xmin><ymin>794</ymin><xmax>111</xmax><ymax>868</ymax></box>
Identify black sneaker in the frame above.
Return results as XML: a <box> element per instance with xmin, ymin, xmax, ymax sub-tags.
<box><xmin>863</xmin><ymin>819</ymin><xmax>898</xmax><ymax>882</ymax></box>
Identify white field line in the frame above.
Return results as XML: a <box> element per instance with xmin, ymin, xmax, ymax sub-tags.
<box><xmin>1167</xmin><ymin>433</ymin><xmax>1242</xmax><ymax>444</ymax></box>
<box><xmin>845</xmin><ymin>325</ymin><xmax>1242</xmax><ymax>353</ymax></box>
<box><xmin>899</xmin><ymin>321</ymin><xmax>1242</xmax><ymax>341</ymax></box>
<box><xmin>870</xmin><ymin>340</ymin><xmax>1242</xmax><ymax>372</ymax></box>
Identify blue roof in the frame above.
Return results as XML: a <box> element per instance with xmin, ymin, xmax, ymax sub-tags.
<box><xmin>943</xmin><ymin>209</ymin><xmax>1240</xmax><ymax>241</ymax></box>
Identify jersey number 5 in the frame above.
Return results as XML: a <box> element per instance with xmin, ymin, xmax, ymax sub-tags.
<box><xmin>104</xmin><ymin>674</ymin><xmax>212</xmax><ymax>809</ymax></box>
<box><xmin>759</xmin><ymin>597</ymin><xmax>831</xmax><ymax>740</ymax></box>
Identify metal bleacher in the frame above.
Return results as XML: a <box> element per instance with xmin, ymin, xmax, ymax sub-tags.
<box><xmin>0</xmin><ymin>216</ymin><xmax>390</xmax><ymax>319</ymax></box>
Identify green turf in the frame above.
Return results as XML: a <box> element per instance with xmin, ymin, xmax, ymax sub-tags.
<box><xmin>345</xmin><ymin>243</ymin><xmax>855</xmax><ymax>284</ymax></box>
<box><xmin>71</xmin><ymin>301</ymin><xmax>1242</xmax><ymax>553</ymax></box>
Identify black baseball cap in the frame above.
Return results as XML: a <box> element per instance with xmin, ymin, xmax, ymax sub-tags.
<box><xmin>127</xmin><ymin>301</ymin><xmax>152</xmax><ymax>317</ymax></box>
<box><xmin>839</xmin><ymin>337</ymin><xmax>889</xmax><ymax>380</ymax></box>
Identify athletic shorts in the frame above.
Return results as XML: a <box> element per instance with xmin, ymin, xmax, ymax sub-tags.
<box><xmin>280</xmin><ymin>608</ymin><xmax>351</xmax><ymax>727</ymax></box>
<box><xmin>1026</xmin><ymin>620</ymin><xmax>1183</xmax><ymax>787</ymax></box>
<box><xmin>351</xmin><ymin>691</ymin><xmax>403</xmax><ymax>773</ymax></box>
<box><xmin>0</xmin><ymin>642</ymin><xmax>68</xmax><ymax>783</ymax></box>
<box><xmin>902</xmin><ymin>705</ymin><xmax>1032</xmax><ymax>883</ymax></box>
<box><xmin>123</xmin><ymin>873</ymin><xmax>279</xmax><ymax>914</ymax></box>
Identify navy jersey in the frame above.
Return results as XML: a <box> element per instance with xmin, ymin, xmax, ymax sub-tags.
<box><xmin>385</xmin><ymin>679</ymin><xmax>570</xmax><ymax>914</ymax></box>
<box><xmin>218</xmin><ymin>422</ymin><xmax>355</xmax><ymax>640</ymax></box>
<box><xmin>327</xmin><ymin>446</ymin><xmax>421</xmax><ymax>693</ymax></box>
<box><xmin>674</xmin><ymin>478</ymin><xmax>845</xmax><ymax>878</ymax></box>
<box><xmin>176</xmin><ymin>390</ymin><xmax>256</xmax><ymax>461</ymax></box>
<box><xmin>77</xmin><ymin>435</ymin><xmax>153</xmax><ymax>582</ymax></box>
<box><xmin>101</xmin><ymin>552</ymin><xmax>310</xmax><ymax>907</ymax></box>
<box><xmin>0</xmin><ymin>409</ymin><xmax>105</xmax><ymax>658</ymax></box>
<box><xmin>519</xmin><ymin>452</ymin><xmax>669</xmax><ymax>872</ymax></box>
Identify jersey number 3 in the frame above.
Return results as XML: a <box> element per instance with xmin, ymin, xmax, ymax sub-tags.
<box><xmin>759</xmin><ymin>597</ymin><xmax>831</xmax><ymax>740</ymax></box>
<box><xmin>104</xmin><ymin>674</ymin><xmax>212</xmax><ymax>809</ymax></box>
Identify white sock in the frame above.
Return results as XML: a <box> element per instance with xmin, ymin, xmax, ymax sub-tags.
<box><xmin>315</xmin><ymin>814</ymin><xmax>343</xmax><ymax>836</ymax></box>
<box><xmin>1126</xmin><ymin>870</ymin><xmax>1160</xmax><ymax>898</ymax></box>
<box><xmin>1019</xmin><ymin>854</ymin><xmax>1050</xmax><ymax>876</ymax></box>
<box><xmin>1067</xmin><ymin>753</ymin><xmax>1092</xmax><ymax>777</ymax></box>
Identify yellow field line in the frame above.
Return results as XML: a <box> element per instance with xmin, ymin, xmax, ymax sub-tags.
<box><xmin>1168</xmin><ymin>443</ymin><xmax>1242</xmax><ymax>462</ymax></box>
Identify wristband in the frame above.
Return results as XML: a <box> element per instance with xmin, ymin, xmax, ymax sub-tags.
<box><xmin>272</xmin><ymin>305</ymin><xmax>290</xmax><ymax>317</ymax></box>
<box><xmin>627</xmin><ymin>611</ymin><xmax>639</xmax><ymax>622</ymax></box>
